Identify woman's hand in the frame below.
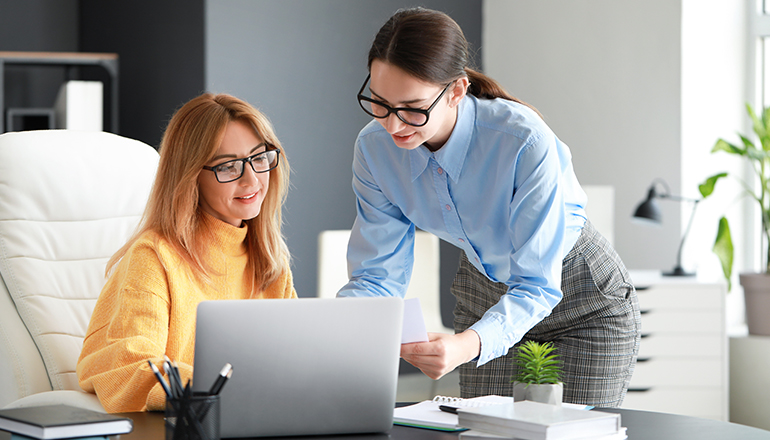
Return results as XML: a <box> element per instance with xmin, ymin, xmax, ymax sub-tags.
<box><xmin>400</xmin><ymin>329</ymin><xmax>481</xmax><ymax>379</ymax></box>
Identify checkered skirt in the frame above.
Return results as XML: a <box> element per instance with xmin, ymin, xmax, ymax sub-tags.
<box><xmin>452</xmin><ymin>220</ymin><xmax>641</xmax><ymax>407</ymax></box>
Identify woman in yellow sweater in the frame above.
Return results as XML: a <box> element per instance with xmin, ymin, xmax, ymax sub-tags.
<box><xmin>77</xmin><ymin>93</ymin><xmax>297</xmax><ymax>413</ymax></box>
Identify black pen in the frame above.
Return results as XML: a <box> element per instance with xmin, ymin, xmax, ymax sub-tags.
<box><xmin>171</xmin><ymin>360</ymin><xmax>183</xmax><ymax>396</ymax></box>
<box><xmin>163</xmin><ymin>359</ymin><xmax>181</xmax><ymax>399</ymax></box>
<box><xmin>439</xmin><ymin>405</ymin><xmax>459</xmax><ymax>414</ymax></box>
<box><xmin>208</xmin><ymin>363</ymin><xmax>233</xmax><ymax>395</ymax></box>
<box><xmin>148</xmin><ymin>360</ymin><xmax>173</xmax><ymax>398</ymax></box>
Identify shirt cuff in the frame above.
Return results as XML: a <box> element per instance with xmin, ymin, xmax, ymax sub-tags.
<box><xmin>470</xmin><ymin>314</ymin><xmax>512</xmax><ymax>366</ymax></box>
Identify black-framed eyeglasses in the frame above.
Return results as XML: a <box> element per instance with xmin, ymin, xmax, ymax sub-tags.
<box><xmin>357</xmin><ymin>74</ymin><xmax>453</xmax><ymax>127</ymax></box>
<box><xmin>202</xmin><ymin>144</ymin><xmax>280</xmax><ymax>183</ymax></box>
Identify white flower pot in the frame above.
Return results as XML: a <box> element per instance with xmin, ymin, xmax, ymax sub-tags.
<box><xmin>742</xmin><ymin>272</ymin><xmax>770</xmax><ymax>336</ymax></box>
<box><xmin>512</xmin><ymin>382</ymin><xmax>563</xmax><ymax>406</ymax></box>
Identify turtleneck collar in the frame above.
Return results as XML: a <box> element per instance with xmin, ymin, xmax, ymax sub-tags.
<box><xmin>199</xmin><ymin>210</ymin><xmax>249</xmax><ymax>257</ymax></box>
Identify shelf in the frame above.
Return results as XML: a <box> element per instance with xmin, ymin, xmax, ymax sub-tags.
<box><xmin>0</xmin><ymin>51</ymin><xmax>118</xmax><ymax>133</ymax></box>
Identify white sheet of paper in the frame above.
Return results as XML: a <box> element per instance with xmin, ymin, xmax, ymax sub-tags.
<box><xmin>401</xmin><ymin>297</ymin><xmax>430</xmax><ymax>343</ymax></box>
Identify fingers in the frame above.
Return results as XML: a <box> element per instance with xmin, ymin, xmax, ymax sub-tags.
<box><xmin>401</xmin><ymin>355</ymin><xmax>451</xmax><ymax>380</ymax></box>
<box><xmin>400</xmin><ymin>330</ymin><xmax>482</xmax><ymax>380</ymax></box>
<box><xmin>401</xmin><ymin>334</ymin><xmax>454</xmax><ymax>379</ymax></box>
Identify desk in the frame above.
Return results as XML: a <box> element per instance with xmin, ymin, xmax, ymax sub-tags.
<box><xmin>50</xmin><ymin>407</ymin><xmax>763</xmax><ymax>440</ymax></box>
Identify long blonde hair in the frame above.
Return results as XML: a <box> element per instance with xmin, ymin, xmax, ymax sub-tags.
<box><xmin>107</xmin><ymin>93</ymin><xmax>291</xmax><ymax>292</ymax></box>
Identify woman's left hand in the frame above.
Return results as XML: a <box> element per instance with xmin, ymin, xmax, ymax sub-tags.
<box><xmin>400</xmin><ymin>329</ymin><xmax>481</xmax><ymax>379</ymax></box>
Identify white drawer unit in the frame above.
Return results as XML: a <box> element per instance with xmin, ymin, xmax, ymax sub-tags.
<box><xmin>625</xmin><ymin>270</ymin><xmax>728</xmax><ymax>421</ymax></box>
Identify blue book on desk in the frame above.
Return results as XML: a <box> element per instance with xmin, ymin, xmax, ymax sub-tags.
<box><xmin>0</xmin><ymin>405</ymin><xmax>132</xmax><ymax>440</ymax></box>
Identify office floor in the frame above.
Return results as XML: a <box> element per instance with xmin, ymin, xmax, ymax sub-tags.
<box><xmin>396</xmin><ymin>370</ymin><xmax>460</xmax><ymax>402</ymax></box>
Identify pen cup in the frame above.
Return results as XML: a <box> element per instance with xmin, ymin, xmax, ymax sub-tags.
<box><xmin>165</xmin><ymin>393</ymin><xmax>220</xmax><ymax>440</ymax></box>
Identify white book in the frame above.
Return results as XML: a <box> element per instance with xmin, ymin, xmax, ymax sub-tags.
<box><xmin>460</xmin><ymin>427</ymin><xmax>627</xmax><ymax>440</ymax></box>
<box><xmin>457</xmin><ymin>401</ymin><xmax>621</xmax><ymax>440</ymax></box>
<box><xmin>54</xmin><ymin>80</ymin><xmax>103</xmax><ymax>131</ymax></box>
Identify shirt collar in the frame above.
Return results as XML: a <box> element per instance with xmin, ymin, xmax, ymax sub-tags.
<box><xmin>408</xmin><ymin>95</ymin><xmax>475</xmax><ymax>182</ymax></box>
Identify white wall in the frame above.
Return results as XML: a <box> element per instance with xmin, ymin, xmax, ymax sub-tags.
<box><xmin>681</xmin><ymin>0</ymin><xmax>748</xmax><ymax>331</ymax></box>
<box><xmin>483</xmin><ymin>1</ymin><xmax>747</xmax><ymax>282</ymax></box>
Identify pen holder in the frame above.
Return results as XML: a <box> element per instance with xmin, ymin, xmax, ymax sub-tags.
<box><xmin>165</xmin><ymin>393</ymin><xmax>220</xmax><ymax>440</ymax></box>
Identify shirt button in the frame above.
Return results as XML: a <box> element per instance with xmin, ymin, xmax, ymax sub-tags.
<box><xmin>437</xmin><ymin>168</ymin><xmax>444</xmax><ymax>174</ymax></box>
<box><xmin>445</xmin><ymin>204</ymin><xmax>451</xmax><ymax>211</ymax></box>
<box><xmin>458</xmin><ymin>238</ymin><xmax>465</xmax><ymax>243</ymax></box>
<box><xmin>475</xmin><ymin>257</ymin><xmax>480</xmax><ymax>263</ymax></box>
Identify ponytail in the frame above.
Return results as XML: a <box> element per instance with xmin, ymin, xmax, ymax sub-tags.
<box><xmin>465</xmin><ymin>67</ymin><xmax>542</xmax><ymax>118</ymax></box>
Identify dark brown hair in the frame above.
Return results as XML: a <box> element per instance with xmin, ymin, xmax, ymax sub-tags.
<box><xmin>368</xmin><ymin>7</ymin><xmax>540</xmax><ymax>115</ymax></box>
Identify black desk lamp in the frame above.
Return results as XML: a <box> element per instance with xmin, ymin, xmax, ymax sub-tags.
<box><xmin>633</xmin><ymin>179</ymin><xmax>700</xmax><ymax>276</ymax></box>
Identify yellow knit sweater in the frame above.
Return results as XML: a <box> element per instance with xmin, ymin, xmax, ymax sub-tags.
<box><xmin>77</xmin><ymin>213</ymin><xmax>296</xmax><ymax>413</ymax></box>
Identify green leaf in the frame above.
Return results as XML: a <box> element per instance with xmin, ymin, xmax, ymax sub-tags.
<box><xmin>713</xmin><ymin>217</ymin><xmax>734</xmax><ymax>291</ymax></box>
<box><xmin>762</xmin><ymin>106</ymin><xmax>770</xmax><ymax>152</ymax></box>
<box><xmin>740</xmin><ymin>134</ymin><xmax>757</xmax><ymax>153</ymax></box>
<box><xmin>512</xmin><ymin>341</ymin><xmax>563</xmax><ymax>384</ymax></box>
<box><xmin>746</xmin><ymin>147</ymin><xmax>769</xmax><ymax>162</ymax></box>
<box><xmin>749</xmin><ymin>103</ymin><xmax>768</xmax><ymax>143</ymax></box>
<box><xmin>698</xmin><ymin>173</ymin><xmax>728</xmax><ymax>198</ymax></box>
<box><xmin>712</xmin><ymin>139</ymin><xmax>744</xmax><ymax>156</ymax></box>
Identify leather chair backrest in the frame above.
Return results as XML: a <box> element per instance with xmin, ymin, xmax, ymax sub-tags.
<box><xmin>0</xmin><ymin>130</ymin><xmax>158</xmax><ymax>406</ymax></box>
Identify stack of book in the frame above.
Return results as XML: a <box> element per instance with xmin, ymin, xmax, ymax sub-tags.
<box><xmin>457</xmin><ymin>401</ymin><xmax>627</xmax><ymax>440</ymax></box>
<box><xmin>0</xmin><ymin>405</ymin><xmax>132</xmax><ymax>440</ymax></box>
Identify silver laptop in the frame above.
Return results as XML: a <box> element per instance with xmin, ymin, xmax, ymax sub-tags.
<box><xmin>192</xmin><ymin>297</ymin><xmax>404</xmax><ymax>438</ymax></box>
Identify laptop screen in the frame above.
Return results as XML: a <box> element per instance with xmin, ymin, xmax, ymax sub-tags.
<box><xmin>192</xmin><ymin>297</ymin><xmax>404</xmax><ymax>438</ymax></box>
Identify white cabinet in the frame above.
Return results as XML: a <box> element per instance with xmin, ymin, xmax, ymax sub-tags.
<box><xmin>624</xmin><ymin>271</ymin><xmax>728</xmax><ymax>421</ymax></box>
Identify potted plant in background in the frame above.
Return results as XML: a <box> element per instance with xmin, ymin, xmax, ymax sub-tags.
<box><xmin>699</xmin><ymin>103</ymin><xmax>770</xmax><ymax>335</ymax></box>
<box><xmin>511</xmin><ymin>340</ymin><xmax>563</xmax><ymax>405</ymax></box>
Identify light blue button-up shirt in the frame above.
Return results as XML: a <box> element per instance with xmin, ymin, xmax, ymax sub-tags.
<box><xmin>337</xmin><ymin>95</ymin><xmax>587</xmax><ymax>365</ymax></box>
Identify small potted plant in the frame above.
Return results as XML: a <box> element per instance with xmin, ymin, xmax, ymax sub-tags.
<box><xmin>699</xmin><ymin>103</ymin><xmax>770</xmax><ymax>335</ymax></box>
<box><xmin>511</xmin><ymin>340</ymin><xmax>563</xmax><ymax>405</ymax></box>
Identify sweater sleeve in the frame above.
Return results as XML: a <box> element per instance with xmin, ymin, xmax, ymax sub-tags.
<box><xmin>77</xmin><ymin>240</ymin><xmax>174</xmax><ymax>413</ymax></box>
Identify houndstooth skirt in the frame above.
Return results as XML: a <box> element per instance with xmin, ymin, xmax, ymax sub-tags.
<box><xmin>453</xmin><ymin>220</ymin><xmax>641</xmax><ymax>407</ymax></box>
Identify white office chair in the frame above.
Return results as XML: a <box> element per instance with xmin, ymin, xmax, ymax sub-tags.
<box><xmin>0</xmin><ymin>130</ymin><xmax>158</xmax><ymax>410</ymax></box>
<box><xmin>582</xmin><ymin>185</ymin><xmax>615</xmax><ymax>247</ymax></box>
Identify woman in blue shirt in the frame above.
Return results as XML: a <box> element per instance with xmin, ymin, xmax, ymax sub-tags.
<box><xmin>337</xmin><ymin>7</ymin><xmax>641</xmax><ymax>407</ymax></box>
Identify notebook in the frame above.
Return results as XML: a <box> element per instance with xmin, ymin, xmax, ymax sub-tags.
<box><xmin>394</xmin><ymin>395</ymin><xmax>513</xmax><ymax>431</ymax></box>
<box><xmin>192</xmin><ymin>297</ymin><xmax>404</xmax><ymax>438</ymax></box>
<box><xmin>0</xmin><ymin>404</ymin><xmax>132</xmax><ymax>439</ymax></box>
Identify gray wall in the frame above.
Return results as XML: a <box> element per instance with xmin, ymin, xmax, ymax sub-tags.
<box><xmin>484</xmin><ymin>1</ymin><xmax>683</xmax><ymax>272</ymax></box>
<box><xmin>80</xmin><ymin>0</ymin><xmax>205</xmax><ymax>147</ymax></box>
<box><xmin>0</xmin><ymin>0</ymin><xmax>79</xmax><ymax>112</ymax></box>
<box><xmin>206</xmin><ymin>1</ymin><xmax>482</xmax><ymax>325</ymax></box>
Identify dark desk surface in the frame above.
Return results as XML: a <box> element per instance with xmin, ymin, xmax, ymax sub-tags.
<box><xmin>107</xmin><ymin>407</ymin><xmax>770</xmax><ymax>440</ymax></box>
<box><xmin>1</xmin><ymin>407</ymin><xmax>768</xmax><ymax>440</ymax></box>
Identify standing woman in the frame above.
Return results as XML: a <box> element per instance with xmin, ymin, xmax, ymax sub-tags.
<box><xmin>338</xmin><ymin>7</ymin><xmax>640</xmax><ymax>407</ymax></box>
<box><xmin>77</xmin><ymin>93</ymin><xmax>296</xmax><ymax>413</ymax></box>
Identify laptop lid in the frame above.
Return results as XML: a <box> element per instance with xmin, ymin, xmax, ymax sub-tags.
<box><xmin>192</xmin><ymin>297</ymin><xmax>404</xmax><ymax>438</ymax></box>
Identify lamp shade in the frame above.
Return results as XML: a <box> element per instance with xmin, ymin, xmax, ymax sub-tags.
<box><xmin>633</xmin><ymin>188</ymin><xmax>662</xmax><ymax>223</ymax></box>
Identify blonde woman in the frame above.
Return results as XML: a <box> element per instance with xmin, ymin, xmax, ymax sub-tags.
<box><xmin>77</xmin><ymin>93</ymin><xmax>296</xmax><ymax>413</ymax></box>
